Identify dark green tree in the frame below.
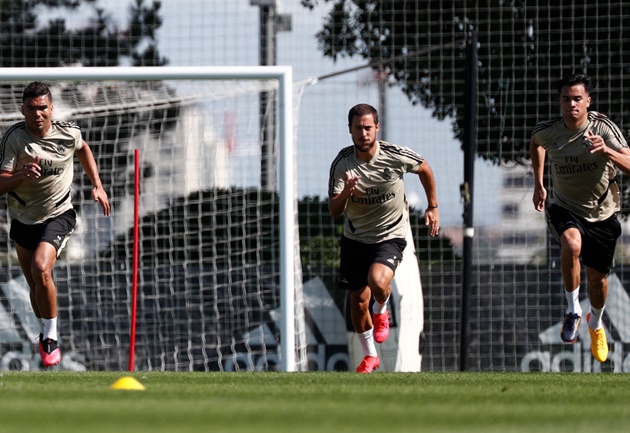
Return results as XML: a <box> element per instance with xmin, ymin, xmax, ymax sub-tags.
<box><xmin>128</xmin><ymin>0</ymin><xmax>168</xmax><ymax>67</ymax></box>
<box><xmin>0</xmin><ymin>0</ymin><xmax>166</xmax><ymax>67</ymax></box>
<box><xmin>302</xmin><ymin>1</ymin><xmax>630</xmax><ymax>213</ymax></box>
<box><xmin>0</xmin><ymin>0</ymin><xmax>174</xmax><ymax>213</ymax></box>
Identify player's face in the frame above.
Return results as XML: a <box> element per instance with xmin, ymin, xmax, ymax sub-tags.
<box><xmin>560</xmin><ymin>84</ymin><xmax>591</xmax><ymax>126</ymax></box>
<box><xmin>21</xmin><ymin>94</ymin><xmax>53</xmax><ymax>138</ymax></box>
<box><xmin>349</xmin><ymin>113</ymin><xmax>379</xmax><ymax>155</ymax></box>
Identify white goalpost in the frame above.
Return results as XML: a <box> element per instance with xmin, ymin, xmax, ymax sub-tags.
<box><xmin>0</xmin><ymin>66</ymin><xmax>306</xmax><ymax>372</ymax></box>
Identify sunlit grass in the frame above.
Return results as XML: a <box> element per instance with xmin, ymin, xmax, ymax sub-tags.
<box><xmin>0</xmin><ymin>371</ymin><xmax>629</xmax><ymax>433</ymax></box>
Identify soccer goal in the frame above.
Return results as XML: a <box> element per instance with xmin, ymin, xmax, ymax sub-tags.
<box><xmin>0</xmin><ymin>66</ymin><xmax>307</xmax><ymax>372</ymax></box>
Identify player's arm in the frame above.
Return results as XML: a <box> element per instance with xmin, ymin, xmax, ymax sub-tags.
<box><xmin>0</xmin><ymin>170</ymin><xmax>26</xmax><ymax>195</ymax></box>
<box><xmin>0</xmin><ymin>157</ymin><xmax>41</xmax><ymax>195</ymax></box>
<box><xmin>585</xmin><ymin>130</ymin><xmax>630</xmax><ymax>174</ymax></box>
<box><xmin>328</xmin><ymin>172</ymin><xmax>359</xmax><ymax>218</ymax></box>
<box><xmin>530</xmin><ymin>136</ymin><xmax>546</xmax><ymax>212</ymax></box>
<box><xmin>76</xmin><ymin>140</ymin><xmax>111</xmax><ymax>216</ymax></box>
<box><xmin>603</xmin><ymin>146</ymin><xmax>630</xmax><ymax>175</ymax></box>
<box><xmin>416</xmin><ymin>161</ymin><xmax>439</xmax><ymax>236</ymax></box>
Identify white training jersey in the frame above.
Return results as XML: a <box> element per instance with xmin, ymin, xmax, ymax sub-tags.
<box><xmin>328</xmin><ymin>140</ymin><xmax>424</xmax><ymax>243</ymax></box>
<box><xmin>531</xmin><ymin>111</ymin><xmax>628</xmax><ymax>222</ymax></box>
<box><xmin>0</xmin><ymin>120</ymin><xmax>83</xmax><ymax>224</ymax></box>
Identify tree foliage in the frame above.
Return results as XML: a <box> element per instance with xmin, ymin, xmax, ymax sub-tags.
<box><xmin>0</xmin><ymin>0</ymin><xmax>172</xmax><ymax>211</ymax></box>
<box><xmin>302</xmin><ymin>0</ymin><xmax>630</xmax><ymax>214</ymax></box>
<box><xmin>0</xmin><ymin>0</ymin><xmax>166</xmax><ymax>67</ymax></box>
<box><xmin>301</xmin><ymin>1</ymin><xmax>630</xmax><ymax>162</ymax></box>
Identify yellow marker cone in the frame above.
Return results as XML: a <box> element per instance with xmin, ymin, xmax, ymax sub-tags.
<box><xmin>110</xmin><ymin>376</ymin><xmax>146</xmax><ymax>391</ymax></box>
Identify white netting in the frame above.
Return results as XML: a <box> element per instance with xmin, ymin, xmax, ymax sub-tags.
<box><xmin>0</xmin><ymin>75</ymin><xmax>307</xmax><ymax>371</ymax></box>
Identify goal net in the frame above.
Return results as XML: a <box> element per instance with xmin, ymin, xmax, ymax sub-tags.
<box><xmin>0</xmin><ymin>66</ymin><xmax>308</xmax><ymax>372</ymax></box>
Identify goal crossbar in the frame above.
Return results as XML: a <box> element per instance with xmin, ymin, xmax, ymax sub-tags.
<box><xmin>0</xmin><ymin>66</ymin><xmax>296</xmax><ymax>372</ymax></box>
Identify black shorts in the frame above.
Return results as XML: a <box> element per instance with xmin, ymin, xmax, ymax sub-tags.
<box><xmin>10</xmin><ymin>209</ymin><xmax>76</xmax><ymax>254</ymax></box>
<box><xmin>546</xmin><ymin>204</ymin><xmax>621</xmax><ymax>274</ymax></box>
<box><xmin>337</xmin><ymin>235</ymin><xmax>406</xmax><ymax>291</ymax></box>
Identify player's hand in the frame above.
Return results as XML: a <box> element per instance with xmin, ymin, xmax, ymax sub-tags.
<box><xmin>328</xmin><ymin>172</ymin><xmax>360</xmax><ymax>218</ymax></box>
<box><xmin>532</xmin><ymin>185</ymin><xmax>546</xmax><ymax>212</ymax></box>
<box><xmin>585</xmin><ymin>130</ymin><xmax>609</xmax><ymax>156</ymax></box>
<box><xmin>92</xmin><ymin>185</ymin><xmax>111</xmax><ymax>216</ymax></box>
<box><xmin>19</xmin><ymin>156</ymin><xmax>41</xmax><ymax>180</ymax></box>
<box><xmin>424</xmin><ymin>207</ymin><xmax>439</xmax><ymax>236</ymax></box>
<box><xmin>343</xmin><ymin>171</ymin><xmax>360</xmax><ymax>195</ymax></box>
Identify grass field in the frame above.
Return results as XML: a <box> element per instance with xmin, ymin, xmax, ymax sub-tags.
<box><xmin>0</xmin><ymin>371</ymin><xmax>629</xmax><ymax>433</ymax></box>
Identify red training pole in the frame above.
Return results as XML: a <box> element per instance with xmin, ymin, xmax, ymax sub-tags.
<box><xmin>129</xmin><ymin>149</ymin><xmax>140</xmax><ymax>372</ymax></box>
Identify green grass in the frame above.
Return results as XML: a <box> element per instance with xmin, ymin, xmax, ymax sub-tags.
<box><xmin>0</xmin><ymin>371</ymin><xmax>629</xmax><ymax>433</ymax></box>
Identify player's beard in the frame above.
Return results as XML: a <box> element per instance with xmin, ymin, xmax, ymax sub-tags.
<box><xmin>354</xmin><ymin>138</ymin><xmax>376</xmax><ymax>154</ymax></box>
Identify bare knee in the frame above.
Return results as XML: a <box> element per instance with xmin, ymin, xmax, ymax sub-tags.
<box><xmin>367</xmin><ymin>263</ymin><xmax>394</xmax><ymax>301</ymax></box>
<box><xmin>560</xmin><ymin>231</ymin><xmax>581</xmax><ymax>257</ymax></box>
<box><xmin>31</xmin><ymin>258</ymin><xmax>54</xmax><ymax>287</ymax></box>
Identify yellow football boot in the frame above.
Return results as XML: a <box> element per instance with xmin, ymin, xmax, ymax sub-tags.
<box><xmin>587</xmin><ymin>313</ymin><xmax>608</xmax><ymax>363</ymax></box>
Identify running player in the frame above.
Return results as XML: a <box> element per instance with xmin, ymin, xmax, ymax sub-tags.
<box><xmin>328</xmin><ymin>103</ymin><xmax>439</xmax><ymax>373</ymax></box>
<box><xmin>531</xmin><ymin>73</ymin><xmax>630</xmax><ymax>362</ymax></box>
<box><xmin>0</xmin><ymin>81</ymin><xmax>110</xmax><ymax>367</ymax></box>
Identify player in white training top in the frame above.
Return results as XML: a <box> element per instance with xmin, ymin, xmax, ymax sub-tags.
<box><xmin>0</xmin><ymin>81</ymin><xmax>110</xmax><ymax>367</ymax></box>
<box><xmin>531</xmin><ymin>73</ymin><xmax>630</xmax><ymax>363</ymax></box>
<box><xmin>328</xmin><ymin>103</ymin><xmax>439</xmax><ymax>373</ymax></box>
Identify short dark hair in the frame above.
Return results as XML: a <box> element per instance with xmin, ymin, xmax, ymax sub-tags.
<box><xmin>348</xmin><ymin>103</ymin><xmax>378</xmax><ymax>126</ymax></box>
<box><xmin>22</xmin><ymin>81</ymin><xmax>52</xmax><ymax>102</ymax></box>
<box><xmin>557</xmin><ymin>74</ymin><xmax>594</xmax><ymax>95</ymax></box>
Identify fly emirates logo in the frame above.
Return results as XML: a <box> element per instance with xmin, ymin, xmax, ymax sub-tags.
<box><xmin>552</xmin><ymin>155</ymin><xmax>598</xmax><ymax>175</ymax></box>
<box><xmin>350</xmin><ymin>187</ymin><xmax>395</xmax><ymax>205</ymax></box>
<box><xmin>39</xmin><ymin>159</ymin><xmax>65</xmax><ymax>176</ymax></box>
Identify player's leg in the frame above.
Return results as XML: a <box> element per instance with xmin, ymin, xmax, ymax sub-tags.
<box><xmin>348</xmin><ymin>285</ymin><xmax>373</xmax><ymax>333</ymax></box>
<box><xmin>30</xmin><ymin>242</ymin><xmax>61</xmax><ymax>367</ymax></box>
<box><xmin>348</xmin><ymin>286</ymin><xmax>380</xmax><ymax>373</ymax></box>
<box><xmin>15</xmin><ymin>244</ymin><xmax>39</xmax><ymax>317</ymax></box>
<box><xmin>11</xmin><ymin>219</ymin><xmax>52</xmax><ymax>364</ymax></box>
<box><xmin>546</xmin><ymin>205</ymin><xmax>582</xmax><ymax>343</ymax></box>
<box><xmin>581</xmin><ymin>215</ymin><xmax>621</xmax><ymax>362</ymax></box>
<box><xmin>10</xmin><ymin>219</ymin><xmax>41</xmax><ymax>318</ymax></box>
<box><xmin>585</xmin><ymin>266</ymin><xmax>609</xmax><ymax>363</ymax></box>
<box><xmin>15</xmin><ymin>241</ymin><xmax>61</xmax><ymax>367</ymax></box>
<box><xmin>367</xmin><ymin>263</ymin><xmax>394</xmax><ymax>343</ymax></box>
<box><xmin>33</xmin><ymin>209</ymin><xmax>76</xmax><ymax>367</ymax></box>
<box><xmin>560</xmin><ymin>227</ymin><xmax>582</xmax><ymax>296</ymax></box>
<box><xmin>30</xmin><ymin>242</ymin><xmax>59</xmax><ymax>323</ymax></box>
<box><xmin>586</xmin><ymin>267</ymin><xmax>608</xmax><ymax>325</ymax></box>
<box><xmin>338</xmin><ymin>236</ymin><xmax>380</xmax><ymax>373</ymax></box>
<box><xmin>559</xmin><ymin>229</ymin><xmax>583</xmax><ymax>342</ymax></box>
<box><xmin>367</xmin><ymin>263</ymin><xmax>393</xmax><ymax>305</ymax></box>
<box><xmin>368</xmin><ymin>238</ymin><xmax>405</xmax><ymax>344</ymax></box>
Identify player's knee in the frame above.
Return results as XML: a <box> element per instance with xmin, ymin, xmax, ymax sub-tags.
<box><xmin>31</xmin><ymin>262</ymin><xmax>54</xmax><ymax>285</ymax></box>
<box><xmin>367</xmin><ymin>267</ymin><xmax>393</xmax><ymax>293</ymax></box>
<box><xmin>367</xmin><ymin>275</ymin><xmax>391</xmax><ymax>295</ymax></box>
<box><xmin>561</xmin><ymin>233</ymin><xmax>581</xmax><ymax>256</ymax></box>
